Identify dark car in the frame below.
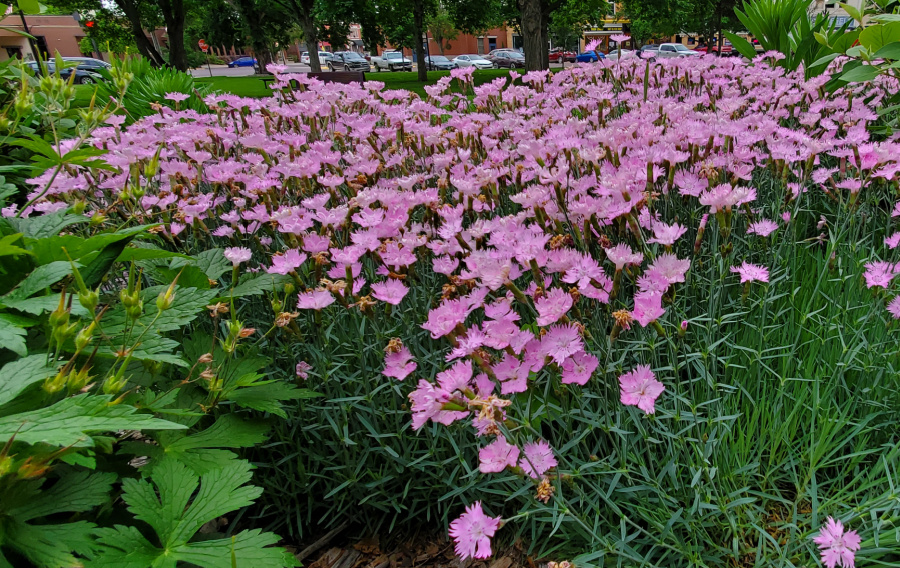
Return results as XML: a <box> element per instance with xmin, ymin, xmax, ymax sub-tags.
<box><xmin>423</xmin><ymin>55</ymin><xmax>457</xmax><ymax>71</ymax></box>
<box><xmin>25</xmin><ymin>61</ymin><xmax>103</xmax><ymax>85</ymax></box>
<box><xmin>491</xmin><ymin>51</ymin><xmax>526</xmax><ymax>69</ymax></box>
<box><xmin>329</xmin><ymin>51</ymin><xmax>371</xmax><ymax>72</ymax></box>
<box><xmin>62</xmin><ymin>57</ymin><xmax>112</xmax><ymax>71</ymax></box>
<box><xmin>227</xmin><ymin>56</ymin><xmax>257</xmax><ymax>68</ymax></box>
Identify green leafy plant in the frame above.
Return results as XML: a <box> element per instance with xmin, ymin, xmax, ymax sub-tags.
<box><xmin>725</xmin><ymin>0</ymin><xmax>851</xmax><ymax>77</ymax></box>
<box><xmin>90</xmin><ymin>460</ymin><xmax>297</xmax><ymax>568</ymax></box>
<box><xmin>95</xmin><ymin>56</ymin><xmax>212</xmax><ymax>123</ymax></box>
<box><xmin>0</xmin><ymin>215</ymin><xmax>306</xmax><ymax>567</ymax></box>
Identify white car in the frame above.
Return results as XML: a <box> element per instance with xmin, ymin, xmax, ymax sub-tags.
<box><xmin>300</xmin><ymin>51</ymin><xmax>333</xmax><ymax>65</ymax></box>
<box><xmin>371</xmin><ymin>50</ymin><xmax>413</xmax><ymax>71</ymax></box>
<box><xmin>655</xmin><ymin>43</ymin><xmax>702</xmax><ymax>58</ymax></box>
<box><xmin>452</xmin><ymin>55</ymin><xmax>494</xmax><ymax>69</ymax></box>
<box><xmin>606</xmin><ymin>49</ymin><xmax>637</xmax><ymax>61</ymax></box>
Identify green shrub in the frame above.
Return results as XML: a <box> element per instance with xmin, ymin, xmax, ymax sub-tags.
<box><xmin>96</xmin><ymin>56</ymin><xmax>212</xmax><ymax>122</ymax></box>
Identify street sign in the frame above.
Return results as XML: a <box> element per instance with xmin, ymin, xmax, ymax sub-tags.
<box><xmin>198</xmin><ymin>39</ymin><xmax>207</xmax><ymax>48</ymax></box>
<box><xmin>201</xmin><ymin>45</ymin><xmax>209</xmax><ymax>53</ymax></box>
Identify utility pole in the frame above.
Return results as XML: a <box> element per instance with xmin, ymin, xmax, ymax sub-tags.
<box><xmin>18</xmin><ymin>8</ymin><xmax>42</xmax><ymax>68</ymax></box>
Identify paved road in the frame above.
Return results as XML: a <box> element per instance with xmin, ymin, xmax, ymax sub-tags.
<box><xmin>190</xmin><ymin>62</ymin><xmax>569</xmax><ymax>77</ymax></box>
<box><xmin>190</xmin><ymin>64</ymin><xmax>313</xmax><ymax>77</ymax></box>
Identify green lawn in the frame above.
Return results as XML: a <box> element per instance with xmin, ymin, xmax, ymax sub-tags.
<box><xmin>71</xmin><ymin>68</ymin><xmax>515</xmax><ymax>109</ymax></box>
<box><xmin>192</xmin><ymin>69</ymin><xmax>515</xmax><ymax>99</ymax></box>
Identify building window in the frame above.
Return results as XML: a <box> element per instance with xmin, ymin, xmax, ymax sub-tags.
<box><xmin>477</xmin><ymin>36</ymin><xmax>484</xmax><ymax>54</ymax></box>
<box><xmin>5</xmin><ymin>46</ymin><xmax>23</xmax><ymax>59</ymax></box>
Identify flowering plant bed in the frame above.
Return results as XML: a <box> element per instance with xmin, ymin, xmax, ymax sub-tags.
<box><xmin>7</xmin><ymin>54</ymin><xmax>900</xmax><ymax>567</ymax></box>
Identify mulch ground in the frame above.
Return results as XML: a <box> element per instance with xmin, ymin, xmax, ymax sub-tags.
<box><xmin>287</xmin><ymin>526</ymin><xmax>537</xmax><ymax>568</ymax></box>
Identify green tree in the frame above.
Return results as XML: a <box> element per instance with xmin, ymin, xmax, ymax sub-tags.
<box><xmin>45</xmin><ymin>0</ymin><xmax>192</xmax><ymax>69</ymax></box>
<box><xmin>227</xmin><ymin>0</ymin><xmax>294</xmax><ymax>73</ymax></box>
<box><xmin>186</xmin><ymin>0</ymin><xmax>244</xmax><ymax>53</ymax></box>
<box><xmin>427</xmin><ymin>7</ymin><xmax>458</xmax><ymax>54</ymax></box>
<box><xmin>272</xmin><ymin>0</ymin><xmax>322</xmax><ymax>71</ymax></box>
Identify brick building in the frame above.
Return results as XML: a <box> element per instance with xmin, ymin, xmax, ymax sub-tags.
<box><xmin>0</xmin><ymin>14</ymin><xmax>84</xmax><ymax>61</ymax></box>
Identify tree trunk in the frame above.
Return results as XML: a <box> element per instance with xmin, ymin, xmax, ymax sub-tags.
<box><xmin>299</xmin><ymin>16</ymin><xmax>321</xmax><ymax>71</ymax></box>
<box><xmin>234</xmin><ymin>0</ymin><xmax>274</xmax><ymax>73</ymax></box>
<box><xmin>521</xmin><ymin>0</ymin><xmax>543</xmax><ymax>71</ymax></box>
<box><xmin>413</xmin><ymin>0</ymin><xmax>427</xmax><ymax>81</ymax></box>
<box><xmin>716</xmin><ymin>8</ymin><xmax>724</xmax><ymax>56</ymax></box>
<box><xmin>114</xmin><ymin>0</ymin><xmax>167</xmax><ymax>67</ymax></box>
<box><xmin>539</xmin><ymin>1</ymin><xmax>551</xmax><ymax>70</ymax></box>
<box><xmin>540</xmin><ymin>17</ymin><xmax>550</xmax><ymax>69</ymax></box>
<box><xmin>159</xmin><ymin>0</ymin><xmax>188</xmax><ymax>71</ymax></box>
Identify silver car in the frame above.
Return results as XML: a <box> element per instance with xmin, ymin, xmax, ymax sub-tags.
<box><xmin>452</xmin><ymin>55</ymin><xmax>494</xmax><ymax>69</ymax></box>
<box><xmin>655</xmin><ymin>43</ymin><xmax>702</xmax><ymax>58</ymax></box>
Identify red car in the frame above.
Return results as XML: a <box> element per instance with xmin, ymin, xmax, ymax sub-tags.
<box><xmin>548</xmin><ymin>49</ymin><xmax>576</xmax><ymax>63</ymax></box>
<box><xmin>694</xmin><ymin>41</ymin><xmax>735</xmax><ymax>56</ymax></box>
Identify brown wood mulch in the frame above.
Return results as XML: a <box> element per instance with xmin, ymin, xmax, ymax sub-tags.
<box><xmin>288</xmin><ymin>530</ymin><xmax>537</xmax><ymax>568</ymax></box>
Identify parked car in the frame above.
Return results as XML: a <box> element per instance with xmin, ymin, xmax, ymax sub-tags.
<box><xmin>695</xmin><ymin>41</ymin><xmax>735</xmax><ymax>56</ymax></box>
<box><xmin>654</xmin><ymin>43</ymin><xmax>702</xmax><ymax>58</ymax></box>
<box><xmin>640</xmin><ymin>45</ymin><xmax>660</xmax><ymax>56</ymax></box>
<box><xmin>328</xmin><ymin>51</ymin><xmax>371</xmax><ymax>72</ymax></box>
<box><xmin>227</xmin><ymin>56</ymin><xmax>257</xmax><ymax>68</ymax></box>
<box><xmin>606</xmin><ymin>48</ymin><xmax>636</xmax><ymax>61</ymax></box>
<box><xmin>24</xmin><ymin>61</ymin><xmax>104</xmax><ymax>84</ymax></box>
<box><xmin>423</xmin><ymin>55</ymin><xmax>457</xmax><ymax>70</ymax></box>
<box><xmin>491</xmin><ymin>51</ymin><xmax>526</xmax><ymax>69</ymax></box>
<box><xmin>300</xmin><ymin>51</ymin><xmax>334</xmax><ymax>65</ymax></box>
<box><xmin>575</xmin><ymin>51</ymin><xmax>606</xmax><ymax>63</ymax></box>
<box><xmin>452</xmin><ymin>54</ymin><xmax>494</xmax><ymax>69</ymax></box>
<box><xmin>61</xmin><ymin>57</ymin><xmax>111</xmax><ymax>71</ymax></box>
<box><xmin>371</xmin><ymin>50</ymin><xmax>413</xmax><ymax>72</ymax></box>
<box><xmin>486</xmin><ymin>48</ymin><xmax>517</xmax><ymax>58</ymax></box>
<box><xmin>548</xmin><ymin>49</ymin><xmax>576</xmax><ymax>63</ymax></box>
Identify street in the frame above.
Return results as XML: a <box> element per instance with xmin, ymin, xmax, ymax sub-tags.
<box><xmin>189</xmin><ymin>61</ymin><xmax>569</xmax><ymax>77</ymax></box>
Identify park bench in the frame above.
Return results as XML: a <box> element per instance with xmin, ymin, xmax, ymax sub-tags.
<box><xmin>261</xmin><ymin>71</ymin><xmax>365</xmax><ymax>90</ymax></box>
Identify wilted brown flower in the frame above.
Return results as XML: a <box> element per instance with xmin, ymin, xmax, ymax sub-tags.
<box><xmin>612</xmin><ymin>309</ymin><xmax>634</xmax><ymax>331</ymax></box>
<box><xmin>206</xmin><ymin>302</ymin><xmax>229</xmax><ymax>317</ymax></box>
<box><xmin>536</xmin><ymin>476</ymin><xmax>555</xmax><ymax>504</ymax></box>
<box><xmin>274</xmin><ymin>311</ymin><xmax>300</xmax><ymax>327</ymax></box>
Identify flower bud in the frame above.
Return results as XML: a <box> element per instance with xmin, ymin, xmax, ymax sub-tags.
<box><xmin>78</xmin><ymin>288</ymin><xmax>99</xmax><ymax>313</ymax></box>
<box><xmin>271</xmin><ymin>298</ymin><xmax>283</xmax><ymax>313</ymax></box>
<box><xmin>75</xmin><ymin>322</ymin><xmax>96</xmax><ymax>351</ymax></box>
<box><xmin>44</xmin><ymin>368</ymin><xmax>69</xmax><ymax>394</ymax></box>
<box><xmin>90</xmin><ymin>212</ymin><xmax>107</xmax><ymax>226</ymax></box>
<box><xmin>17</xmin><ymin>457</ymin><xmax>49</xmax><ymax>480</ymax></box>
<box><xmin>126</xmin><ymin>301</ymin><xmax>143</xmax><ymax>321</ymax></box>
<box><xmin>14</xmin><ymin>90</ymin><xmax>34</xmax><ymax>116</ymax></box>
<box><xmin>49</xmin><ymin>293</ymin><xmax>69</xmax><ymax>328</ymax></box>
<box><xmin>67</xmin><ymin>366</ymin><xmax>91</xmax><ymax>392</ymax></box>
<box><xmin>0</xmin><ymin>454</ymin><xmax>13</xmax><ymax>478</ymax></box>
<box><xmin>284</xmin><ymin>282</ymin><xmax>295</xmax><ymax>296</ymax></box>
<box><xmin>52</xmin><ymin>322</ymin><xmax>78</xmax><ymax>346</ymax></box>
<box><xmin>103</xmin><ymin>372</ymin><xmax>128</xmax><ymax>395</ymax></box>
<box><xmin>156</xmin><ymin>281</ymin><xmax>177</xmax><ymax>311</ymax></box>
<box><xmin>72</xmin><ymin>200</ymin><xmax>86</xmax><ymax>215</ymax></box>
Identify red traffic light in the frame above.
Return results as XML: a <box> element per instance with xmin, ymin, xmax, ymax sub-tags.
<box><xmin>85</xmin><ymin>20</ymin><xmax>95</xmax><ymax>28</ymax></box>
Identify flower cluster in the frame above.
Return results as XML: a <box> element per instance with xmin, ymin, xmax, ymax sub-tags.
<box><xmin>14</xmin><ymin>55</ymin><xmax>898</xmax><ymax>561</ymax></box>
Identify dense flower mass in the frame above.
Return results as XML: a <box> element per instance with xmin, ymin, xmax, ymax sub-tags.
<box><xmin>15</xmin><ymin>54</ymin><xmax>900</xmax><ymax>563</ymax></box>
